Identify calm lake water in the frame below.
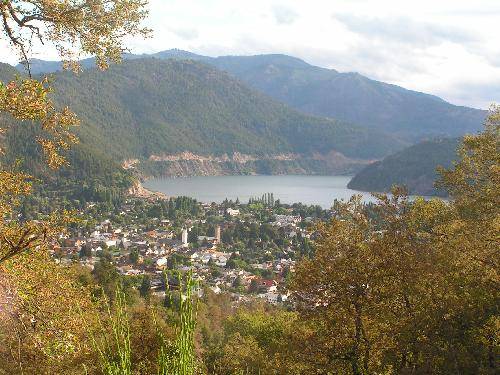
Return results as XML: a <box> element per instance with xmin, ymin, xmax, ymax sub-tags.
<box><xmin>143</xmin><ymin>175</ymin><xmax>376</xmax><ymax>208</ymax></box>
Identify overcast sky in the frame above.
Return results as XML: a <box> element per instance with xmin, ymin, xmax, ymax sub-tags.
<box><xmin>1</xmin><ymin>0</ymin><xmax>499</xmax><ymax>109</ymax></box>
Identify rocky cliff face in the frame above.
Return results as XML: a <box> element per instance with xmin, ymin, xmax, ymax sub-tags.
<box><xmin>127</xmin><ymin>181</ymin><xmax>168</xmax><ymax>199</ymax></box>
<box><xmin>137</xmin><ymin>151</ymin><xmax>370</xmax><ymax>177</ymax></box>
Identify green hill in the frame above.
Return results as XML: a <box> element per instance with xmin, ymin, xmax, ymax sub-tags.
<box><xmin>207</xmin><ymin>54</ymin><xmax>486</xmax><ymax>141</ymax></box>
<box><xmin>347</xmin><ymin>138</ymin><xmax>460</xmax><ymax>196</ymax></box>
<box><xmin>41</xmin><ymin>58</ymin><xmax>405</xmax><ymax>160</ymax></box>
<box><xmin>2</xmin><ymin>59</ymin><xmax>407</xmax><ymax>190</ymax></box>
<box><xmin>18</xmin><ymin>50</ymin><xmax>487</xmax><ymax>141</ymax></box>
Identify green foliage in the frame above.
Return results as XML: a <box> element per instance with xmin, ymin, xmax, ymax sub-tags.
<box><xmin>208</xmin><ymin>53</ymin><xmax>486</xmax><ymax>141</ymax></box>
<box><xmin>289</xmin><ymin>112</ymin><xmax>500</xmax><ymax>374</ymax></box>
<box><xmin>92</xmin><ymin>288</ymin><xmax>132</xmax><ymax>375</ymax></box>
<box><xmin>204</xmin><ymin>309</ymin><xmax>309</xmax><ymax>374</ymax></box>
<box><xmin>139</xmin><ymin>275</ymin><xmax>151</xmax><ymax>300</ymax></box>
<box><xmin>21</xmin><ymin>50</ymin><xmax>486</xmax><ymax>141</ymax></box>
<box><xmin>1</xmin><ymin>117</ymin><xmax>133</xmax><ymax>206</ymax></box>
<box><xmin>159</xmin><ymin>271</ymin><xmax>198</xmax><ymax>375</ymax></box>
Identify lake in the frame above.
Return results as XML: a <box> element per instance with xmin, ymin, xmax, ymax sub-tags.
<box><xmin>143</xmin><ymin>175</ymin><xmax>376</xmax><ymax>208</ymax></box>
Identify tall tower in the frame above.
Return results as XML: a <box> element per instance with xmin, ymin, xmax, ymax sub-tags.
<box><xmin>215</xmin><ymin>225</ymin><xmax>221</xmax><ymax>244</ymax></box>
<box><xmin>182</xmin><ymin>228</ymin><xmax>188</xmax><ymax>247</ymax></box>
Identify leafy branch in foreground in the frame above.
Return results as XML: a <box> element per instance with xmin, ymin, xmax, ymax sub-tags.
<box><xmin>92</xmin><ymin>287</ymin><xmax>132</xmax><ymax>375</ymax></box>
<box><xmin>0</xmin><ymin>0</ymin><xmax>150</xmax><ymax>263</ymax></box>
<box><xmin>0</xmin><ymin>164</ymin><xmax>78</xmax><ymax>264</ymax></box>
<box><xmin>288</xmin><ymin>109</ymin><xmax>499</xmax><ymax>374</ymax></box>
<box><xmin>0</xmin><ymin>77</ymin><xmax>79</xmax><ymax>168</ymax></box>
<box><xmin>0</xmin><ymin>76</ymin><xmax>80</xmax><ymax>263</ymax></box>
<box><xmin>159</xmin><ymin>270</ymin><xmax>198</xmax><ymax>375</ymax></box>
<box><xmin>1</xmin><ymin>0</ymin><xmax>151</xmax><ymax>73</ymax></box>
<box><xmin>92</xmin><ymin>272</ymin><xmax>199</xmax><ymax>375</ymax></box>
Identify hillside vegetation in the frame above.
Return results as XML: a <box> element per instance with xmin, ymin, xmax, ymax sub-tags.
<box><xmin>48</xmin><ymin>58</ymin><xmax>403</xmax><ymax>160</ymax></box>
<box><xmin>209</xmin><ymin>54</ymin><xmax>485</xmax><ymax>140</ymax></box>
<box><xmin>20</xmin><ymin>50</ymin><xmax>487</xmax><ymax>141</ymax></box>
<box><xmin>2</xmin><ymin>58</ymin><xmax>408</xmax><ymax>200</ymax></box>
<box><xmin>348</xmin><ymin>138</ymin><xmax>460</xmax><ymax>195</ymax></box>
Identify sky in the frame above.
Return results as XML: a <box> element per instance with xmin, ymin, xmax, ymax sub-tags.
<box><xmin>1</xmin><ymin>0</ymin><xmax>499</xmax><ymax>109</ymax></box>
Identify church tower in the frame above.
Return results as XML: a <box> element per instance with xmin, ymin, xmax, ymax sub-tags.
<box><xmin>182</xmin><ymin>228</ymin><xmax>188</xmax><ymax>247</ymax></box>
<box><xmin>215</xmin><ymin>225</ymin><xmax>221</xmax><ymax>244</ymax></box>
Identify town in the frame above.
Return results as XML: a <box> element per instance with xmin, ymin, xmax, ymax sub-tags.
<box><xmin>52</xmin><ymin>192</ymin><xmax>330</xmax><ymax>305</ymax></box>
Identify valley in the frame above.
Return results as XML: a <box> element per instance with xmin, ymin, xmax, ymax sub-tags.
<box><xmin>1</xmin><ymin>2</ymin><xmax>498</xmax><ymax>373</ymax></box>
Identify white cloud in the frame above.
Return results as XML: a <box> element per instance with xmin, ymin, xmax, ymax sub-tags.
<box><xmin>271</xmin><ymin>5</ymin><xmax>299</xmax><ymax>25</ymax></box>
<box><xmin>167</xmin><ymin>26</ymin><xmax>199</xmax><ymax>40</ymax></box>
<box><xmin>333</xmin><ymin>14</ymin><xmax>477</xmax><ymax>47</ymax></box>
<box><xmin>0</xmin><ymin>0</ymin><xmax>498</xmax><ymax>108</ymax></box>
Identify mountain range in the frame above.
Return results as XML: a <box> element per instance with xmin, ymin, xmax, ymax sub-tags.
<box><xmin>2</xmin><ymin>49</ymin><xmax>489</xmax><ymax>197</ymax></box>
<box><xmin>19</xmin><ymin>49</ymin><xmax>487</xmax><ymax>141</ymax></box>
<box><xmin>1</xmin><ymin>58</ymin><xmax>405</xmax><ymax>187</ymax></box>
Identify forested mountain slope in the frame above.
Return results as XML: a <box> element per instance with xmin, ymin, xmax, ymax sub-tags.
<box><xmin>208</xmin><ymin>54</ymin><xmax>486</xmax><ymax>140</ymax></box>
<box><xmin>41</xmin><ymin>58</ymin><xmax>404</xmax><ymax>160</ymax></box>
<box><xmin>0</xmin><ymin>63</ymin><xmax>131</xmax><ymax>203</ymax></box>
<box><xmin>18</xmin><ymin>50</ymin><xmax>487</xmax><ymax>141</ymax></box>
<box><xmin>3</xmin><ymin>59</ymin><xmax>406</xmax><ymax>185</ymax></box>
<box><xmin>348</xmin><ymin>138</ymin><xmax>460</xmax><ymax>195</ymax></box>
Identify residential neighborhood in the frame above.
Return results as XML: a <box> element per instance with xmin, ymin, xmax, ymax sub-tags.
<box><xmin>51</xmin><ymin>194</ymin><xmax>328</xmax><ymax>305</ymax></box>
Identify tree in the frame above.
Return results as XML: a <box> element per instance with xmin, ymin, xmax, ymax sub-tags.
<box><xmin>129</xmin><ymin>248</ymin><xmax>139</xmax><ymax>264</ymax></box>
<box><xmin>188</xmin><ymin>226</ymin><xmax>199</xmax><ymax>243</ymax></box>
<box><xmin>225</xmin><ymin>257</ymin><xmax>236</xmax><ymax>269</ymax></box>
<box><xmin>291</xmin><ymin>196</ymin><xmax>384</xmax><ymax>374</ymax></box>
<box><xmin>1</xmin><ymin>0</ymin><xmax>150</xmax><ymax>72</ymax></box>
<box><xmin>79</xmin><ymin>243</ymin><xmax>92</xmax><ymax>258</ymax></box>
<box><xmin>139</xmin><ymin>274</ymin><xmax>151</xmax><ymax>300</ymax></box>
<box><xmin>438</xmin><ymin>105</ymin><xmax>499</xmax><ymax>222</ymax></box>
<box><xmin>92</xmin><ymin>255</ymin><xmax>120</xmax><ymax>300</ymax></box>
<box><xmin>432</xmin><ymin>106</ymin><xmax>500</xmax><ymax>372</ymax></box>
<box><xmin>205</xmin><ymin>310</ymin><xmax>310</xmax><ymax>374</ymax></box>
<box><xmin>0</xmin><ymin>3</ymin><xmax>151</xmax><ymax>372</ymax></box>
<box><xmin>232</xmin><ymin>276</ymin><xmax>242</xmax><ymax>289</ymax></box>
<box><xmin>248</xmin><ymin>279</ymin><xmax>259</xmax><ymax>294</ymax></box>
<box><xmin>0</xmin><ymin>0</ymin><xmax>150</xmax><ymax>264</ymax></box>
<box><xmin>291</xmin><ymin>110</ymin><xmax>500</xmax><ymax>374</ymax></box>
<box><xmin>0</xmin><ymin>249</ymin><xmax>100</xmax><ymax>373</ymax></box>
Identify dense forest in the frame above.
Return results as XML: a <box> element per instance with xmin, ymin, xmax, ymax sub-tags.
<box><xmin>21</xmin><ymin>50</ymin><xmax>487</xmax><ymax>141</ymax></box>
<box><xmin>348</xmin><ymin>138</ymin><xmax>460</xmax><ymax>195</ymax></box>
<box><xmin>4</xmin><ymin>51</ymin><xmax>488</xmax><ymax>195</ymax></box>
<box><xmin>48</xmin><ymin>58</ymin><xmax>404</xmax><ymax>159</ymax></box>
<box><xmin>1</xmin><ymin>57</ymin><xmax>410</xmax><ymax>190</ymax></box>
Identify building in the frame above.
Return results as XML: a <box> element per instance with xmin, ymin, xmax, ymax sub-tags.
<box><xmin>182</xmin><ymin>228</ymin><xmax>188</xmax><ymax>247</ymax></box>
<box><xmin>215</xmin><ymin>225</ymin><xmax>221</xmax><ymax>244</ymax></box>
<box><xmin>226</xmin><ymin>208</ymin><xmax>240</xmax><ymax>216</ymax></box>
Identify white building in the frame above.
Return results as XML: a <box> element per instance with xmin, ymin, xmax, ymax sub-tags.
<box><xmin>226</xmin><ymin>208</ymin><xmax>240</xmax><ymax>216</ymax></box>
<box><xmin>182</xmin><ymin>228</ymin><xmax>188</xmax><ymax>247</ymax></box>
<box><xmin>156</xmin><ymin>257</ymin><xmax>168</xmax><ymax>267</ymax></box>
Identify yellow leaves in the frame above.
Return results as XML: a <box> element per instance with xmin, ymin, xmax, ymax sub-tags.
<box><xmin>437</xmin><ymin>106</ymin><xmax>500</xmax><ymax>221</ymax></box>
<box><xmin>292</xmin><ymin>176</ymin><xmax>499</xmax><ymax>372</ymax></box>
<box><xmin>0</xmin><ymin>209</ymin><xmax>78</xmax><ymax>264</ymax></box>
<box><xmin>0</xmin><ymin>250</ymin><xmax>99</xmax><ymax>372</ymax></box>
<box><xmin>2</xmin><ymin>0</ymin><xmax>151</xmax><ymax>74</ymax></box>
<box><xmin>212</xmin><ymin>310</ymin><xmax>306</xmax><ymax>374</ymax></box>
<box><xmin>0</xmin><ymin>77</ymin><xmax>79</xmax><ymax>168</ymax></box>
<box><xmin>0</xmin><ymin>168</ymin><xmax>32</xmax><ymax>212</ymax></box>
<box><xmin>0</xmin><ymin>1</ymin><xmax>151</xmax><ymax>372</ymax></box>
